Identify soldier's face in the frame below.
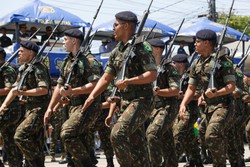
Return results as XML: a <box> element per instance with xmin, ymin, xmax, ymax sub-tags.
<box><xmin>195</xmin><ymin>38</ymin><xmax>208</xmax><ymax>56</ymax></box>
<box><xmin>63</xmin><ymin>36</ymin><xmax>74</xmax><ymax>52</ymax></box>
<box><xmin>113</xmin><ymin>19</ymin><xmax>125</xmax><ymax>41</ymax></box>
<box><xmin>18</xmin><ymin>47</ymin><xmax>33</xmax><ymax>63</ymax></box>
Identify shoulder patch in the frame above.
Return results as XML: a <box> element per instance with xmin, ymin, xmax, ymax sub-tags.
<box><xmin>222</xmin><ymin>61</ymin><xmax>233</xmax><ymax>68</ymax></box>
<box><xmin>172</xmin><ymin>70</ymin><xmax>179</xmax><ymax>76</ymax></box>
<box><xmin>143</xmin><ymin>42</ymin><xmax>152</xmax><ymax>52</ymax></box>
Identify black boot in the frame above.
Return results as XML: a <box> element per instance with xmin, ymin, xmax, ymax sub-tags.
<box><xmin>29</xmin><ymin>158</ymin><xmax>44</xmax><ymax>167</ymax></box>
<box><xmin>82</xmin><ymin>158</ymin><xmax>94</xmax><ymax>167</ymax></box>
<box><xmin>90</xmin><ymin>150</ymin><xmax>98</xmax><ymax>165</ymax></box>
<box><xmin>106</xmin><ymin>157</ymin><xmax>114</xmax><ymax>167</ymax></box>
<box><xmin>230</xmin><ymin>163</ymin><xmax>239</xmax><ymax>167</ymax></box>
<box><xmin>240</xmin><ymin>157</ymin><xmax>246</xmax><ymax>167</ymax></box>
<box><xmin>0</xmin><ymin>160</ymin><xmax>4</xmax><ymax>167</ymax></box>
<box><xmin>194</xmin><ymin>158</ymin><xmax>204</xmax><ymax>167</ymax></box>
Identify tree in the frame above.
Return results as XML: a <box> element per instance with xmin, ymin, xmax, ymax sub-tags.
<box><xmin>217</xmin><ymin>12</ymin><xmax>250</xmax><ymax>37</ymax></box>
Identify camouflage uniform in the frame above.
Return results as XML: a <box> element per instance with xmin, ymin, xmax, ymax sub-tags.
<box><xmin>105</xmin><ymin>41</ymin><xmax>156</xmax><ymax>167</ymax></box>
<box><xmin>173</xmin><ymin>69</ymin><xmax>202</xmax><ymax>166</ymax></box>
<box><xmin>14</xmin><ymin>61</ymin><xmax>51</xmax><ymax>165</ymax></box>
<box><xmin>146</xmin><ymin>61</ymin><xmax>180</xmax><ymax>167</ymax></box>
<box><xmin>0</xmin><ymin>64</ymin><xmax>23</xmax><ymax>167</ymax></box>
<box><xmin>49</xmin><ymin>106</ymin><xmax>67</xmax><ymax>158</ymax></box>
<box><xmin>227</xmin><ymin>69</ymin><xmax>249</xmax><ymax>165</ymax></box>
<box><xmin>89</xmin><ymin>84</ymin><xmax>115</xmax><ymax>165</ymax></box>
<box><xmin>189</xmin><ymin>52</ymin><xmax>236</xmax><ymax>166</ymax></box>
<box><xmin>58</xmin><ymin>51</ymin><xmax>101</xmax><ymax>166</ymax></box>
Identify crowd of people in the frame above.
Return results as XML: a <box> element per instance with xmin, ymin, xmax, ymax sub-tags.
<box><xmin>0</xmin><ymin>10</ymin><xmax>250</xmax><ymax>167</ymax></box>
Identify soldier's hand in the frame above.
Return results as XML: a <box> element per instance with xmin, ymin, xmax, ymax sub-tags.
<box><xmin>60</xmin><ymin>96</ymin><xmax>70</xmax><ymax>105</ymax></box>
<box><xmin>60</xmin><ymin>84</ymin><xmax>72</xmax><ymax>97</ymax></box>
<box><xmin>0</xmin><ymin>105</ymin><xmax>7</xmax><ymax>113</ymax></box>
<box><xmin>232</xmin><ymin>91</ymin><xmax>241</xmax><ymax>99</ymax></box>
<box><xmin>179</xmin><ymin>105</ymin><xmax>187</xmax><ymax>121</ymax></box>
<box><xmin>81</xmin><ymin>95</ymin><xmax>95</xmax><ymax>113</ymax></box>
<box><xmin>44</xmin><ymin>109</ymin><xmax>53</xmax><ymax>125</ymax></box>
<box><xmin>107</xmin><ymin>96</ymin><xmax>120</xmax><ymax>103</ymax></box>
<box><xmin>105</xmin><ymin>115</ymin><xmax>113</xmax><ymax>128</ymax></box>
<box><xmin>115</xmin><ymin>79</ymin><xmax>128</xmax><ymax>90</ymax></box>
<box><xmin>153</xmin><ymin>86</ymin><xmax>160</xmax><ymax>96</ymax></box>
<box><xmin>198</xmin><ymin>95</ymin><xmax>205</xmax><ymax>106</ymax></box>
<box><xmin>205</xmin><ymin>88</ymin><xmax>217</xmax><ymax>98</ymax></box>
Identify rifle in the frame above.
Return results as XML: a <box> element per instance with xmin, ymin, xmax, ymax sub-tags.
<box><xmin>0</xmin><ymin>27</ymin><xmax>41</xmax><ymax>72</ymax></box>
<box><xmin>64</xmin><ymin>0</ymin><xmax>104</xmax><ymax>90</ymax></box>
<box><xmin>144</xmin><ymin>23</ymin><xmax>157</xmax><ymax>41</ymax></box>
<box><xmin>207</xmin><ymin>0</ymin><xmax>235</xmax><ymax>90</ymax></box>
<box><xmin>40</xmin><ymin>39</ymin><xmax>59</xmax><ymax>63</ymax></box>
<box><xmin>231</xmin><ymin>24</ymin><xmax>249</xmax><ymax>59</ymax></box>
<box><xmin>234</xmin><ymin>44</ymin><xmax>250</xmax><ymax>70</ymax></box>
<box><xmin>109</xmin><ymin>0</ymin><xmax>154</xmax><ymax>100</ymax></box>
<box><xmin>17</xmin><ymin>18</ymin><xmax>64</xmax><ymax>92</ymax></box>
<box><xmin>153</xmin><ymin>18</ymin><xmax>185</xmax><ymax>87</ymax></box>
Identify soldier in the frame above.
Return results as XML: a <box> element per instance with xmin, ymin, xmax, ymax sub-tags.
<box><xmin>81</xmin><ymin>11</ymin><xmax>157</xmax><ymax>167</ymax></box>
<box><xmin>179</xmin><ymin>29</ymin><xmax>236</xmax><ymax>167</ymax></box>
<box><xmin>172</xmin><ymin>53</ymin><xmax>204</xmax><ymax>167</ymax></box>
<box><xmin>0</xmin><ymin>40</ymin><xmax>51</xmax><ymax>166</ymax></box>
<box><xmin>145</xmin><ymin>38</ymin><xmax>179</xmax><ymax>167</ymax></box>
<box><xmin>0</xmin><ymin>47</ymin><xmax>23</xmax><ymax>167</ymax></box>
<box><xmin>44</xmin><ymin>29</ymin><xmax>102</xmax><ymax>167</ymax></box>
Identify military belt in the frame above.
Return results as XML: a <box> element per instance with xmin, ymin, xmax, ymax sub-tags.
<box><xmin>121</xmin><ymin>89</ymin><xmax>153</xmax><ymax>101</ymax></box>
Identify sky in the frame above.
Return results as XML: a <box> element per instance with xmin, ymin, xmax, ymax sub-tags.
<box><xmin>0</xmin><ymin>0</ymin><xmax>250</xmax><ymax>29</ymax></box>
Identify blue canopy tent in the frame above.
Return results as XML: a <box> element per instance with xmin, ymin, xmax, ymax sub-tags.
<box><xmin>91</xmin><ymin>17</ymin><xmax>176</xmax><ymax>40</ymax></box>
<box><xmin>0</xmin><ymin>0</ymin><xmax>90</xmax><ymax>36</ymax></box>
<box><xmin>0</xmin><ymin>0</ymin><xmax>90</xmax><ymax>79</ymax></box>
<box><xmin>175</xmin><ymin>17</ymin><xmax>250</xmax><ymax>44</ymax></box>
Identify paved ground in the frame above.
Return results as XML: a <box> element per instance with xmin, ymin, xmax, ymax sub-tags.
<box><xmin>3</xmin><ymin>145</ymin><xmax>250</xmax><ymax>166</ymax></box>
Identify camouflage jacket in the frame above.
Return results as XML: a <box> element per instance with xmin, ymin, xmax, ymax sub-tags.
<box><xmin>105</xmin><ymin>40</ymin><xmax>157</xmax><ymax>99</ymax></box>
<box><xmin>15</xmin><ymin>61</ymin><xmax>50</xmax><ymax>104</ymax></box>
<box><xmin>58</xmin><ymin>51</ymin><xmax>101</xmax><ymax>101</ymax></box>
<box><xmin>155</xmin><ymin>61</ymin><xmax>180</xmax><ymax>104</ymax></box>
<box><xmin>0</xmin><ymin>64</ymin><xmax>17</xmax><ymax>105</ymax></box>
<box><xmin>189</xmin><ymin>52</ymin><xmax>235</xmax><ymax>105</ymax></box>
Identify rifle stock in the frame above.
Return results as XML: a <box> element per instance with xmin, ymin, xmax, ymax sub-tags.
<box><xmin>109</xmin><ymin>0</ymin><xmax>154</xmax><ymax>99</ymax></box>
<box><xmin>207</xmin><ymin>0</ymin><xmax>234</xmax><ymax>90</ymax></box>
<box><xmin>234</xmin><ymin>45</ymin><xmax>250</xmax><ymax>70</ymax></box>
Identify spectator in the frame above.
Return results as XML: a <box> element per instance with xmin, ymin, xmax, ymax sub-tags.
<box><xmin>41</xmin><ymin>26</ymin><xmax>56</xmax><ymax>45</ymax></box>
<box><xmin>12</xmin><ymin>24</ymin><xmax>29</xmax><ymax>43</ymax></box>
<box><xmin>177</xmin><ymin>40</ymin><xmax>188</xmax><ymax>55</ymax></box>
<box><xmin>0</xmin><ymin>28</ymin><xmax>12</xmax><ymax>47</ymax></box>
<box><xmin>30</xmin><ymin>26</ymin><xmax>38</xmax><ymax>39</ymax></box>
<box><xmin>99</xmin><ymin>39</ymin><xmax>110</xmax><ymax>53</ymax></box>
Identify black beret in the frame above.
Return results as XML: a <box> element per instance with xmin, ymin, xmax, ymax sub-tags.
<box><xmin>196</xmin><ymin>29</ymin><xmax>217</xmax><ymax>41</ymax></box>
<box><xmin>147</xmin><ymin>38</ymin><xmax>165</xmax><ymax>48</ymax></box>
<box><xmin>115</xmin><ymin>11</ymin><xmax>138</xmax><ymax>23</ymax></box>
<box><xmin>64</xmin><ymin>29</ymin><xmax>84</xmax><ymax>41</ymax></box>
<box><xmin>20</xmin><ymin>41</ymin><xmax>39</xmax><ymax>53</ymax></box>
<box><xmin>172</xmin><ymin>54</ymin><xmax>188</xmax><ymax>63</ymax></box>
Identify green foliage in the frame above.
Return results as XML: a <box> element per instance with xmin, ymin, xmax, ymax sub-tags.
<box><xmin>217</xmin><ymin>12</ymin><xmax>250</xmax><ymax>36</ymax></box>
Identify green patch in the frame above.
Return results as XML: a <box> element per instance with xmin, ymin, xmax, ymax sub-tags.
<box><xmin>237</xmin><ymin>72</ymin><xmax>243</xmax><ymax>78</ymax></box>
<box><xmin>222</xmin><ymin>61</ymin><xmax>233</xmax><ymax>68</ymax></box>
<box><xmin>172</xmin><ymin>70</ymin><xmax>179</xmax><ymax>75</ymax></box>
<box><xmin>143</xmin><ymin>42</ymin><xmax>152</xmax><ymax>52</ymax></box>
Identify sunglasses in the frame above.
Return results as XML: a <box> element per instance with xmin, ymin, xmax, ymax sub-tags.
<box><xmin>113</xmin><ymin>22</ymin><xmax>124</xmax><ymax>28</ymax></box>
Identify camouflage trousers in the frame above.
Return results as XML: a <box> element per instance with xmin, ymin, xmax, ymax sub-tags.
<box><xmin>60</xmin><ymin>103</ymin><xmax>101</xmax><ymax>166</ymax></box>
<box><xmin>204</xmin><ymin>101</ymin><xmax>235</xmax><ymax>166</ymax></box>
<box><xmin>173</xmin><ymin>101</ymin><xmax>201</xmax><ymax>160</ymax></box>
<box><xmin>0</xmin><ymin>106</ymin><xmax>23</xmax><ymax>167</ymax></box>
<box><xmin>14</xmin><ymin>105</ymin><xmax>46</xmax><ymax>162</ymax></box>
<box><xmin>92</xmin><ymin>108</ymin><xmax>114</xmax><ymax>158</ymax></box>
<box><xmin>49</xmin><ymin>107</ymin><xmax>67</xmax><ymax>156</ymax></box>
<box><xmin>146</xmin><ymin>103</ymin><xmax>178</xmax><ymax>167</ymax></box>
<box><xmin>226</xmin><ymin>100</ymin><xmax>248</xmax><ymax>164</ymax></box>
<box><xmin>244</xmin><ymin>107</ymin><xmax>250</xmax><ymax>150</ymax></box>
<box><xmin>111</xmin><ymin>97</ymin><xmax>153</xmax><ymax>167</ymax></box>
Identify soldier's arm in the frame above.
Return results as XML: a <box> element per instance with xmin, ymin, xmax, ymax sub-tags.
<box><xmin>0</xmin><ymin>87</ymin><xmax>18</xmax><ymax>111</ymax></box>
